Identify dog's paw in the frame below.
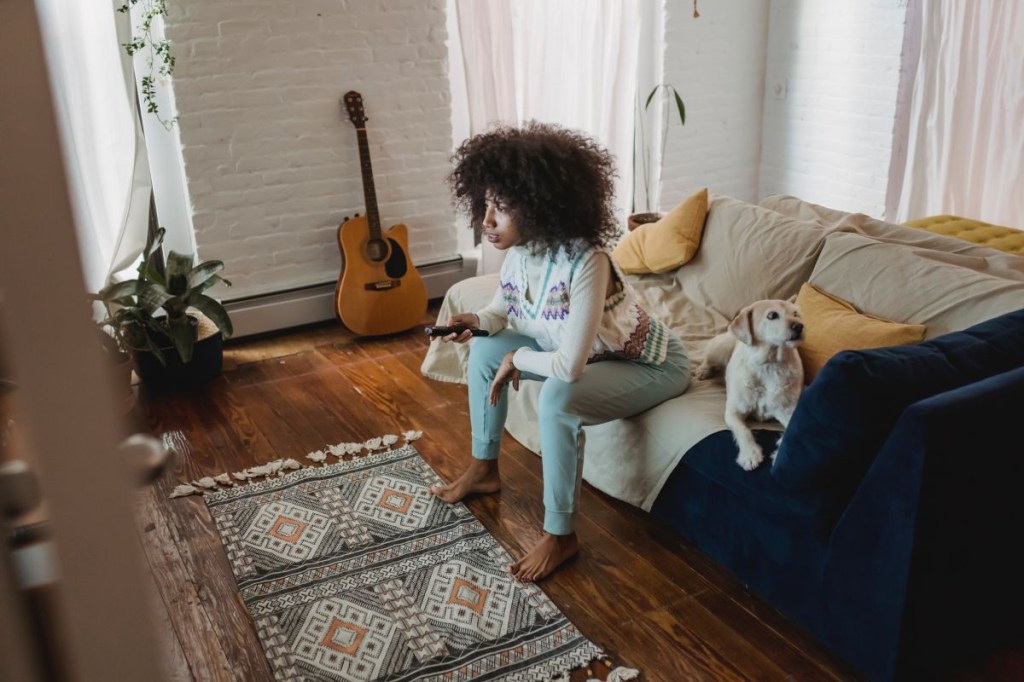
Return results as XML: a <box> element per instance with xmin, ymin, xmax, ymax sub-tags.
<box><xmin>736</xmin><ymin>447</ymin><xmax>763</xmax><ymax>471</ymax></box>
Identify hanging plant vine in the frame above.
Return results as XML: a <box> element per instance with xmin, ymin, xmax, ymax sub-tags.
<box><xmin>119</xmin><ymin>0</ymin><xmax>177</xmax><ymax>130</ymax></box>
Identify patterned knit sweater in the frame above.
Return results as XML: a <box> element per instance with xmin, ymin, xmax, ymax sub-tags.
<box><xmin>475</xmin><ymin>241</ymin><xmax>671</xmax><ymax>382</ymax></box>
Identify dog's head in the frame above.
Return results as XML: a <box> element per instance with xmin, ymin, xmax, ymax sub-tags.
<box><xmin>729</xmin><ymin>299</ymin><xmax>804</xmax><ymax>348</ymax></box>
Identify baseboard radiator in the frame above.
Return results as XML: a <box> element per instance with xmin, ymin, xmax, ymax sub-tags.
<box><xmin>223</xmin><ymin>255</ymin><xmax>477</xmax><ymax>339</ymax></box>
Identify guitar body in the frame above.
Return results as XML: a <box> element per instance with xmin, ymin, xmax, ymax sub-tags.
<box><xmin>334</xmin><ymin>91</ymin><xmax>428</xmax><ymax>336</ymax></box>
<box><xmin>334</xmin><ymin>215</ymin><xmax>427</xmax><ymax>336</ymax></box>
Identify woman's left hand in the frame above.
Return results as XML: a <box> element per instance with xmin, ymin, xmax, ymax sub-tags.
<box><xmin>488</xmin><ymin>351</ymin><xmax>521</xmax><ymax>406</ymax></box>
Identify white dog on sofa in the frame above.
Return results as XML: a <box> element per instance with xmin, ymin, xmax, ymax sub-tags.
<box><xmin>695</xmin><ymin>299</ymin><xmax>805</xmax><ymax>470</ymax></box>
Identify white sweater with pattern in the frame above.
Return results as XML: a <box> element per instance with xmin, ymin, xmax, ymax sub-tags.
<box><xmin>474</xmin><ymin>242</ymin><xmax>670</xmax><ymax>382</ymax></box>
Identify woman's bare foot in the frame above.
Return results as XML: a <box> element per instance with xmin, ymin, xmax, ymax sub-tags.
<box><xmin>509</xmin><ymin>532</ymin><xmax>579</xmax><ymax>582</ymax></box>
<box><xmin>429</xmin><ymin>458</ymin><xmax>501</xmax><ymax>503</ymax></box>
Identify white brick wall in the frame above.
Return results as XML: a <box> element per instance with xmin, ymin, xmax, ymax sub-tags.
<box><xmin>164</xmin><ymin>0</ymin><xmax>456</xmax><ymax>299</ymax></box>
<box><xmin>658</xmin><ymin>0</ymin><xmax>769</xmax><ymax>210</ymax></box>
<box><xmin>758</xmin><ymin>0</ymin><xmax>908</xmax><ymax>217</ymax></box>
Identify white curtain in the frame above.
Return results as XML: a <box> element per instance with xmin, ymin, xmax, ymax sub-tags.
<box><xmin>452</xmin><ymin>0</ymin><xmax>646</xmax><ymax>272</ymax></box>
<box><xmin>894</xmin><ymin>0</ymin><xmax>1024</xmax><ymax>225</ymax></box>
<box><xmin>35</xmin><ymin>0</ymin><xmax>151</xmax><ymax>293</ymax></box>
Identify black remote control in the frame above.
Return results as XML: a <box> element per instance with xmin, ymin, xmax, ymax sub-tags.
<box><xmin>424</xmin><ymin>325</ymin><xmax>490</xmax><ymax>337</ymax></box>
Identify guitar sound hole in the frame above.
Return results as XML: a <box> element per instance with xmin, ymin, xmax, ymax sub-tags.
<box><xmin>365</xmin><ymin>238</ymin><xmax>389</xmax><ymax>262</ymax></box>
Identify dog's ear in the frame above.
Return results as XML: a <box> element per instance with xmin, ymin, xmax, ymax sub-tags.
<box><xmin>729</xmin><ymin>306</ymin><xmax>755</xmax><ymax>345</ymax></box>
<box><xmin>787</xmin><ymin>294</ymin><xmax>797</xmax><ymax>304</ymax></box>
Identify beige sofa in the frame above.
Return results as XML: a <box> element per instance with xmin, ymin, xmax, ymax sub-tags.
<box><xmin>420</xmin><ymin>194</ymin><xmax>1024</xmax><ymax>511</ymax></box>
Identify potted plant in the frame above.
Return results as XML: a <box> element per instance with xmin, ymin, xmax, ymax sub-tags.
<box><xmin>95</xmin><ymin>322</ymin><xmax>137</xmax><ymax>412</ymax></box>
<box><xmin>94</xmin><ymin>227</ymin><xmax>233</xmax><ymax>391</ymax></box>
<box><xmin>629</xmin><ymin>84</ymin><xmax>686</xmax><ymax>232</ymax></box>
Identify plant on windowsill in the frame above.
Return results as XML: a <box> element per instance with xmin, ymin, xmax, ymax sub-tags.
<box><xmin>629</xmin><ymin>84</ymin><xmax>687</xmax><ymax>232</ymax></box>
<box><xmin>94</xmin><ymin>227</ymin><xmax>233</xmax><ymax>392</ymax></box>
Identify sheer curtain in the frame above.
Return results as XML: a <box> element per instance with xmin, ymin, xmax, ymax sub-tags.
<box><xmin>893</xmin><ymin>0</ymin><xmax>1024</xmax><ymax>225</ymax></box>
<box><xmin>35</xmin><ymin>0</ymin><xmax>151</xmax><ymax>293</ymax></box>
<box><xmin>451</xmin><ymin>0</ymin><xmax>646</xmax><ymax>273</ymax></box>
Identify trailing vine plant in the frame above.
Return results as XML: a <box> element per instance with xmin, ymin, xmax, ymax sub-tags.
<box><xmin>118</xmin><ymin>0</ymin><xmax>177</xmax><ymax>130</ymax></box>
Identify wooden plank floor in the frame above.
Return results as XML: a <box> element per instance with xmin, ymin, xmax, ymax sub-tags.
<box><xmin>131</xmin><ymin>302</ymin><xmax>1019</xmax><ymax>682</ymax></box>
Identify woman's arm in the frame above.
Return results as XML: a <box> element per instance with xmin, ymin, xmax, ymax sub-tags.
<box><xmin>512</xmin><ymin>251</ymin><xmax>610</xmax><ymax>382</ymax></box>
<box><xmin>474</xmin><ymin>285</ymin><xmax>508</xmax><ymax>334</ymax></box>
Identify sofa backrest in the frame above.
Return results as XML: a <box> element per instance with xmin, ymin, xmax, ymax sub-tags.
<box><xmin>669</xmin><ymin>195</ymin><xmax>830</xmax><ymax>322</ymax></box>
<box><xmin>808</xmin><ymin>232</ymin><xmax>1024</xmax><ymax>339</ymax></box>
<box><xmin>761</xmin><ymin>194</ymin><xmax>1024</xmax><ymax>279</ymax></box>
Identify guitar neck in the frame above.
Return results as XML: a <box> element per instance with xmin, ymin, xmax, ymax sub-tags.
<box><xmin>354</xmin><ymin>128</ymin><xmax>383</xmax><ymax>241</ymax></box>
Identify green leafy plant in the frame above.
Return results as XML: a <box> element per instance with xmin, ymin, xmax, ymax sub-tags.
<box><xmin>634</xmin><ymin>84</ymin><xmax>686</xmax><ymax>215</ymax></box>
<box><xmin>118</xmin><ymin>0</ymin><xmax>177</xmax><ymax>130</ymax></box>
<box><xmin>94</xmin><ymin>228</ymin><xmax>233</xmax><ymax>366</ymax></box>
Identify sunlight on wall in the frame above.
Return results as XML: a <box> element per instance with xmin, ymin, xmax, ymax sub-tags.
<box><xmin>759</xmin><ymin>0</ymin><xmax>908</xmax><ymax>217</ymax></box>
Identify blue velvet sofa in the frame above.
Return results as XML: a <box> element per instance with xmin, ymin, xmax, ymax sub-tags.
<box><xmin>651</xmin><ymin>307</ymin><xmax>1024</xmax><ymax>680</ymax></box>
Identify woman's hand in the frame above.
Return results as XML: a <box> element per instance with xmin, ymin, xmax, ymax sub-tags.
<box><xmin>438</xmin><ymin>313</ymin><xmax>481</xmax><ymax>343</ymax></box>
<box><xmin>488</xmin><ymin>350</ymin><xmax>521</xmax><ymax>406</ymax></box>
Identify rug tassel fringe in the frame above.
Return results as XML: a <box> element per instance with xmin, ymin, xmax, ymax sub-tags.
<box><xmin>566</xmin><ymin>656</ymin><xmax>640</xmax><ymax>682</ymax></box>
<box><xmin>601</xmin><ymin>665</ymin><xmax>640</xmax><ymax>682</ymax></box>
<box><xmin>169</xmin><ymin>429</ymin><xmax>423</xmax><ymax>498</ymax></box>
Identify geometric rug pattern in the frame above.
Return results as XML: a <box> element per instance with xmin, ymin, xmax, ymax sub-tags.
<box><xmin>206</xmin><ymin>444</ymin><xmax>605</xmax><ymax>681</ymax></box>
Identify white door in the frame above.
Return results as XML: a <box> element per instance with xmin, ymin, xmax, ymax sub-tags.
<box><xmin>0</xmin><ymin>1</ymin><xmax>165</xmax><ymax>679</ymax></box>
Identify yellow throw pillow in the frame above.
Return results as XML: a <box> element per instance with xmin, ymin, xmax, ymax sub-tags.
<box><xmin>613</xmin><ymin>188</ymin><xmax>709</xmax><ymax>274</ymax></box>
<box><xmin>796</xmin><ymin>282</ymin><xmax>927</xmax><ymax>382</ymax></box>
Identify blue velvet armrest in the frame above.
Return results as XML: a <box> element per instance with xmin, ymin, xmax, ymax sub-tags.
<box><xmin>820</xmin><ymin>365</ymin><xmax>1024</xmax><ymax>681</ymax></box>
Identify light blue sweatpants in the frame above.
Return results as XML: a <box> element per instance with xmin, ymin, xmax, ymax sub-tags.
<box><xmin>467</xmin><ymin>330</ymin><xmax>691</xmax><ymax>536</ymax></box>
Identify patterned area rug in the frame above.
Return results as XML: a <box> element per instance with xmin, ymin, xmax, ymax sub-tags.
<box><xmin>205</xmin><ymin>443</ymin><xmax>613</xmax><ymax>681</ymax></box>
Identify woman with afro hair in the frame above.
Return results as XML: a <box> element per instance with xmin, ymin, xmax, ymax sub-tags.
<box><xmin>430</xmin><ymin>122</ymin><xmax>691</xmax><ymax>581</ymax></box>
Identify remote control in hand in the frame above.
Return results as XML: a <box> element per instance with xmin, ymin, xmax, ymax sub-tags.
<box><xmin>424</xmin><ymin>325</ymin><xmax>490</xmax><ymax>337</ymax></box>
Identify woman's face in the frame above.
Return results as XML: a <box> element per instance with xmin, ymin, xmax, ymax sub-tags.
<box><xmin>481</xmin><ymin>192</ymin><xmax>523</xmax><ymax>250</ymax></box>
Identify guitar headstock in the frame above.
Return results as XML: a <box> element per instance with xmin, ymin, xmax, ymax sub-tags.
<box><xmin>342</xmin><ymin>91</ymin><xmax>367</xmax><ymax>127</ymax></box>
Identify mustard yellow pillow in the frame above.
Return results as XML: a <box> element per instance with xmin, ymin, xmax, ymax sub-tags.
<box><xmin>796</xmin><ymin>282</ymin><xmax>927</xmax><ymax>382</ymax></box>
<box><xmin>613</xmin><ymin>188</ymin><xmax>709</xmax><ymax>274</ymax></box>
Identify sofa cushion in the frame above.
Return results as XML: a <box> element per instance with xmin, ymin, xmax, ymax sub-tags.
<box><xmin>795</xmin><ymin>282</ymin><xmax>927</xmax><ymax>382</ymax></box>
<box><xmin>772</xmin><ymin>306</ymin><xmax>1024</xmax><ymax>491</ymax></box>
<box><xmin>613</xmin><ymin>188</ymin><xmax>709</xmax><ymax>274</ymax></box>
<box><xmin>673</xmin><ymin>195</ymin><xmax>830</xmax><ymax>320</ymax></box>
<box><xmin>809</xmin><ymin>232</ymin><xmax>1024</xmax><ymax>339</ymax></box>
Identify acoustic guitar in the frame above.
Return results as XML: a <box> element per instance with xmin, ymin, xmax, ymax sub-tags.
<box><xmin>334</xmin><ymin>91</ymin><xmax>427</xmax><ymax>336</ymax></box>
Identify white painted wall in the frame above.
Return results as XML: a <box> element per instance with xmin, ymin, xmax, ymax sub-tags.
<box><xmin>758</xmin><ymin>0</ymin><xmax>908</xmax><ymax>218</ymax></box>
<box><xmin>657</xmin><ymin>0</ymin><xmax>769</xmax><ymax>211</ymax></box>
<box><xmin>157</xmin><ymin>0</ymin><xmax>913</xmax><ymax>303</ymax></box>
<box><xmin>162</xmin><ymin>0</ymin><xmax>457</xmax><ymax>300</ymax></box>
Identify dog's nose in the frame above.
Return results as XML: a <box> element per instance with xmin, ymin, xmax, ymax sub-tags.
<box><xmin>791</xmin><ymin>322</ymin><xmax>804</xmax><ymax>335</ymax></box>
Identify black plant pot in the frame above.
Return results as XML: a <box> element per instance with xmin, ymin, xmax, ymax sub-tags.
<box><xmin>134</xmin><ymin>320</ymin><xmax>223</xmax><ymax>393</ymax></box>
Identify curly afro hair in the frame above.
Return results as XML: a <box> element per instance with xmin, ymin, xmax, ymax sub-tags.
<box><xmin>447</xmin><ymin>121</ymin><xmax>620</xmax><ymax>254</ymax></box>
